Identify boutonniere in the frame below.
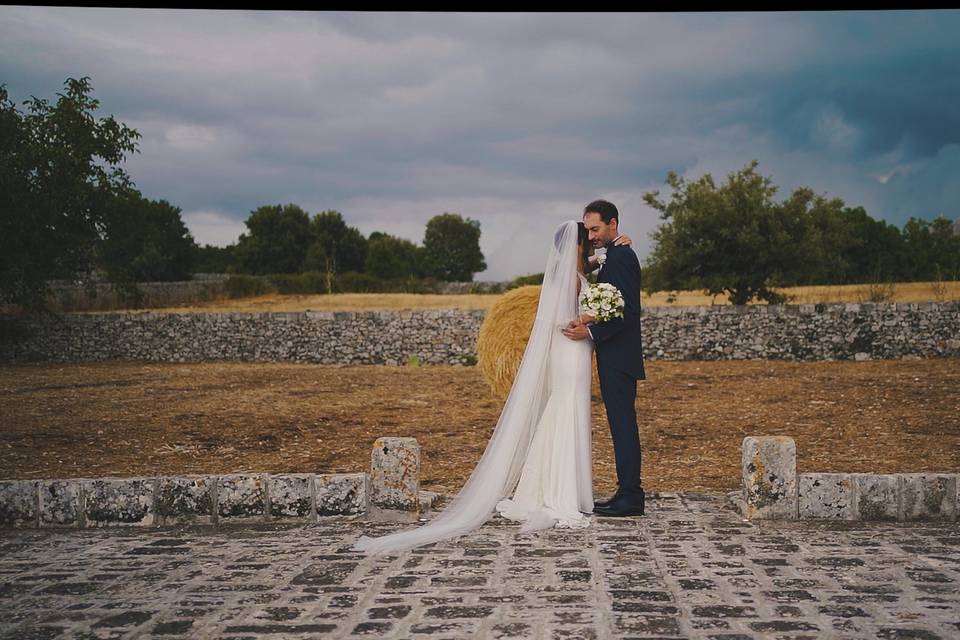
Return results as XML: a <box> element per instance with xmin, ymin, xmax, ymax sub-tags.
<box><xmin>596</xmin><ymin>253</ymin><xmax>607</xmax><ymax>270</ymax></box>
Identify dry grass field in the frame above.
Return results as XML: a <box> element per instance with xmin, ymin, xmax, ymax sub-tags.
<box><xmin>66</xmin><ymin>280</ymin><xmax>960</xmax><ymax>315</ymax></box>
<box><xmin>2</xmin><ymin>359</ymin><xmax>957</xmax><ymax>495</ymax></box>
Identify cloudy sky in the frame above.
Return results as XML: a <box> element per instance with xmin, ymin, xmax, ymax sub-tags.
<box><xmin>2</xmin><ymin>9</ymin><xmax>959</xmax><ymax>280</ymax></box>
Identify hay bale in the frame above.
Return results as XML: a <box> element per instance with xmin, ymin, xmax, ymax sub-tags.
<box><xmin>477</xmin><ymin>285</ymin><xmax>600</xmax><ymax>398</ymax></box>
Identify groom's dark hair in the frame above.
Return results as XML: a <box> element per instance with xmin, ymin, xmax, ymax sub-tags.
<box><xmin>584</xmin><ymin>199</ymin><xmax>619</xmax><ymax>224</ymax></box>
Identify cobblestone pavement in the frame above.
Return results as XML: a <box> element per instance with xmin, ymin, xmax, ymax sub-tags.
<box><xmin>1</xmin><ymin>492</ymin><xmax>958</xmax><ymax>639</ymax></box>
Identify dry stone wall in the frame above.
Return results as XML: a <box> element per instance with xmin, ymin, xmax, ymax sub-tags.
<box><xmin>1</xmin><ymin>301</ymin><xmax>958</xmax><ymax>364</ymax></box>
<box><xmin>0</xmin><ymin>310</ymin><xmax>485</xmax><ymax>365</ymax></box>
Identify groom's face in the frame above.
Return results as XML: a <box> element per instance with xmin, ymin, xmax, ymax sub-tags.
<box><xmin>583</xmin><ymin>211</ymin><xmax>617</xmax><ymax>248</ymax></box>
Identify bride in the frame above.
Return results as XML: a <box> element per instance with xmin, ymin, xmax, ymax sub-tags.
<box><xmin>352</xmin><ymin>220</ymin><xmax>632</xmax><ymax>554</ymax></box>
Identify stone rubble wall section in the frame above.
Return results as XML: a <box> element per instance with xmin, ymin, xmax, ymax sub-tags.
<box><xmin>0</xmin><ymin>472</ymin><xmax>369</xmax><ymax>529</ymax></box>
<box><xmin>737</xmin><ymin>436</ymin><xmax>959</xmax><ymax>521</ymax></box>
<box><xmin>644</xmin><ymin>301</ymin><xmax>960</xmax><ymax>360</ymax></box>
<box><xmin>0</xmin><ymin>310</ymin><xmax>485</xmax><ymax>365</ymax></box>
<box><xmin>2</xmin><ymin>301</ymin><xmax>959</xmax><ymax>364</ymax></box>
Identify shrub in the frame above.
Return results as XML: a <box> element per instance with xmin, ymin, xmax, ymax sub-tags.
<box><xmin>266</xmin><ymin>272</ymin><xmax>326</xmax><ymax>294</ymax></box>
<box><xmin>333</xmin><ymin>272</ymin><xmax>383</xmax><ymax>293</ymax></box>
<box><xmin>225</xmin><ymin>274</ymin><xmax>273</xmax><ymax>298</ymax></box>
<box><xmin>507</xmin><ymin>273</ymin><xmax>544</xmax><ymax>290</ymax></box>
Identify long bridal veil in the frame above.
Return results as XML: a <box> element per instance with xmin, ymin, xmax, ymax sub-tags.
<box><xmin>352</xmin><ymin>220</ymin><xmax>582</xmax><ymax>554</ymax></box>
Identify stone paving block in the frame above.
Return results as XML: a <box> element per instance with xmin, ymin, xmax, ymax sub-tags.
<box><xmin>82</xmin><ymin>477</ymin><xmax>156</xmax><ymax>527</ymax></box>
<box><xmin>853</xmin><ymin>473</ymin><xmax>899</xmax><ymax>521</ymax></box>
<box><xmin>39</xmin><ymin>479</ymin><xmax>82</xmax><ymax>527</ymax></box>
<box><xmin>799</xmin><ymin>473</ymin><xmax>855</xmax><ymax>520</ymax></box>
<box><xmin>217</xmin><ymin>474</ymin><xmax>266</xmax><ymax>521</ymax></box>
<box><xmin>268</xmin><ymin>474</ymin><xmax>314</xmax><ymax>519</ymax></box>
<box><xmin>742</xmin><ymin>436</ymin><xmax>797</xmax><ymax>519</ymax></box>
<box><xmin>0</xmin><ymin>480</ymin><xmax>38</xmax><ymax>527</ymax></box>
<box><xmin>899</xmin><ymin>473</ymin><xmax>957</xmax><ymax>521</ymax></box>
<box><xmin>155</xmin><ymin>475</ymin><xmax>215</xmax><ymax>525</ymax></box>
<box><xmin>315</xmin><ymin>473</ymin><xmax>367</xmax><ymax>516</ymax></box>
<box><xmin>370</xmin><ymin>437</ymin><xmax>420</xmax><ymax>511</ymax></box>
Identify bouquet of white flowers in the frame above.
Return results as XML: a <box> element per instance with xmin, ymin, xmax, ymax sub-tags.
<box><xmin>581</xmin><ymin>282</ymin><xmax>625</xmax><ymax>323</ymax></box>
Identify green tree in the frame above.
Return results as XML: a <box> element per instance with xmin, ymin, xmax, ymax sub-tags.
<box><xmin>928</xmin><ymin>215</ymin><xmax>960</xmax><ymax>281</ymax></box>
<box><xmin>365</xmin><ymin>232</ymin><xmax>421</xmax><ymax>279</ymax></box>
<box><xmin>837</xmin><ymin>206</ymin><xmax>906</xmax><ymax>284</ymax></box>
<box><xmin>193</xmin><ymin>243</ymin><xmax>241</xmax><ymax>274</ymax></box>
<box><xmin>0</xmin><ymin>77</ymin><xmax>141</xmax><ymax>311</ymax></box>
<box><xmin>901</xmin><ymin>215</ymin><xmax>960</xmax><ymax>281</ymax></box>
<box><xmin>420</xmin><ymin>213</ymin><xmax>487</xmax><ymax>281</ymax></box>
<box><xmin>235</xmin><ymin>203</ymin><xmax>312</xmax><ymax>275</ymax></box>
<box><xmin>643</xmin><ymin>161</ymin><xmax>796</xmax><ymax>305</ymax></box>
<box><xmin>97</xmin><ymin>189</ymin><xmax>198</xmax><ymax>284</ymax></box>
<box><xmin>302</xmin><ymin>210</ymin><xmax>368</xmax><ymax>293</ymax></box>
<box><xmin>779</xmin><ymin>189</ymin><xmax>853</xmax><ymax>286</ymax></box>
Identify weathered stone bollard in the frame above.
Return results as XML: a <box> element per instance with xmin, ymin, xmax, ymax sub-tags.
<box><xmin>369</xmin><ymin>437</ymin><xmax>420</xmax><ymax>513</ymax></box>
<box><xmin>742</xmin><ymin>436</ymin><xmax>797</xmax><ymax>520</ymax></box>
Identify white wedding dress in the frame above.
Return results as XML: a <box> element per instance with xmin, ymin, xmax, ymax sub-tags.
<box><xmin>352</xmin><ymin>221</ymin><xmax>593</xmax><ymax>554</ymax></box>
<box><xmin>494</xmin><ymin>271</ymin><xmax>594</xmax><ymax>530</ymax></box>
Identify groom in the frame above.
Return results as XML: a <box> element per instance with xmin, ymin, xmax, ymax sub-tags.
<box><xmin>562</xmin><ymin>199</ymin><xmax>646</xmax><ymax>517</ymax></box>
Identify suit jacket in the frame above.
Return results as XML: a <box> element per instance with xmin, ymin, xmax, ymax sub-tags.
<box><xmin>589</xmin><ymin>239</ymin><xmax>646</xmax><ymax>380</ymax></box>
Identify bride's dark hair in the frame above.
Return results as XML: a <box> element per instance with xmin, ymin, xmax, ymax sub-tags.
<box><xmin>577</xmin><ymin>222</ymin><xmax>591</xmax><ymax>272</ymax></box>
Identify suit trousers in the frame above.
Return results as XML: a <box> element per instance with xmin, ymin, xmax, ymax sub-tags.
<box><xmin>597</xmin><ymin>364</ymin><xmax>643</xmax><ymax>498</ymax></box>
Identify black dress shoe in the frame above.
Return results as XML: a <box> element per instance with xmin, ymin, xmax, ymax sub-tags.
<box><xmin>592</xmin><ymin>492</ymin><xmax>645</xmax><ymax>517</ymax></box>
<box><xmin>593</xmin><ymin>493</ymin><xmax>620</xmax><ymax>509</ymax></box>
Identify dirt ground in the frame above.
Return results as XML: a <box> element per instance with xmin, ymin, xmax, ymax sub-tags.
<box><xmin>1</xmin><ymin>359</ymin><xmax>958</xmax><ymax>496</ymax></box>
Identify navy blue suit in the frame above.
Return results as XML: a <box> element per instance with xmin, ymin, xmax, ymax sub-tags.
<box><xmin>589</xmin><ymin>239</ymin><xmax>645</xmax><ymax>499</ymax></box>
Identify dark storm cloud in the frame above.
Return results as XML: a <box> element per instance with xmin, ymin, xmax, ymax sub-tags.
<box><xmin>1</xmin><ymin>8</ymin><xmax>958</xmax><ymax>278</ymax></box>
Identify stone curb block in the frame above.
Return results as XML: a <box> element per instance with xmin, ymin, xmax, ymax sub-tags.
<box><xmin>0</xmin><ymin>472</ymin><xmax>373</xmax><ymax>529</ymax></box>
<box><xmin>899</xmin><ymin>472</ymin><xmax>957</xmax><ymax>521</ymax></box>
<box><xmin>217</xmin><ymin>474</ymin><xmax>266</xmax><ymax>523</ymax></box>
<box><xmin>798</xmin><ymin>473</ymin><xmax>855</xmax><ymax>520</ymax></box>
<box><xmin>0</xmin><ymin>479</ymin><xmax>39</xmax><ymax>528</ymax></box>
<box><xmin>155</xmin><ymin>475</ymin><xmax>215</xmax><ymax>526</ymax></box>
<box><xmin>270</xmin><ymin>474</ymin><xmax>315</xmax><ymax>520</ymax></box>
<box><xmin>83</xmin><ymin>477</ymin><xmax>156</xmax><ymax>527</ymax></box>
<box><xmin>316</xmin><ymin>473</ymin><xmax>367</xmax><ymax>516</ymax></box>
<box><xmin>41</xmin><ymin>479</ymin><xmax>82</xmax><ymax>528</ymax></box>
<box><xmin>854</xmin><ymin>473</ymin><xmax>900</xmax><ymax>521</ymax></box>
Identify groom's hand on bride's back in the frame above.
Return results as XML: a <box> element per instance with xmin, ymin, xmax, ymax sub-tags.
<box><xmin>561</xmin><ymin>319</ymin><xmax>590</xmax><ymax>341</ymax></box>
